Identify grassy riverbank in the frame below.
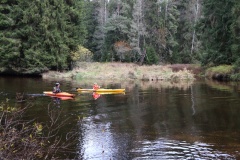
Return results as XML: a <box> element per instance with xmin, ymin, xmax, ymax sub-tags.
<box><xmin>42</xmin><ymin>62</ymin><xmax>197</xmax><ymax>81</ymax></box>
<box><xmin>205</xmin><ymin>65</ymin><xmax>240</xmax><ymax>81</ymax></box>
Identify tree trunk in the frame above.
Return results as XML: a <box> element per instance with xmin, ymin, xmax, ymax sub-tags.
<box><xmin>138</xmin><ymin>48</ymin><xmax>146</xmax><ymax>65</ymax></box>
<box><xmin>190</xmin><ymin>0</ymin><xmax>200</xmax><ymax>55</ymax></box>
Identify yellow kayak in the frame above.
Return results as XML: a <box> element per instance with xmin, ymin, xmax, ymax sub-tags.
<box><xmin>96</xmin><ymin>92</ymin><xmax>125</xmax><ymax>95</ymax></box>
<box><xmin>77</xmin><ymin>88</ymin><xmax>125</xmax><ymax>92</ymax></box>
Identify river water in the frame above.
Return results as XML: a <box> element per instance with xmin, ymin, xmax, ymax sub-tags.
<box><xmin>0</xmin><ymin>77</ymin><xmax>240</xmax><ymax>159</ymax></box>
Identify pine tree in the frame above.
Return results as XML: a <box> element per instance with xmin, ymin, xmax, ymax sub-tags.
<box><xmin>146</xmin><ymin>45</ymin><xmax>158</xmax><ymax>64</ymax></box>
<box><xmin>231</xmin><ymin>1</ymin><xmax>240</xmax><ymax>67</ymax></box>
<box><xmin>91</xmin><ymin>0</ymin><xmax>108</xmax><ymax>61</ymax></box>
<box><xmin>144</xmin><ymin>0</ymin><xmax>180</xmax><ymax>64</ymax></box>
<box><xmin>84</xmin><ymin>0</ymin><xmax>99</xmax><ymax>58</ymax></box>
<box><xmin>0</xmin><ymin>0</ymin><xmax>27</xmax><ymax>73</ymax></box>
<box><xmin>129</xmin><ymin>0</ymin><xmax>147</xmax><ymax>64</ymax></box>
<box><xmin>176</xmin><ymin>0</ymin><xmax>201</xmax><ymax>63</ymax></box>
<box><xmin>103</xmin><ymin>0</ymin><xmax>131</xmax><ymax>61</ymax></box>
<box><xmin>0</xmin><ymin>0</ymin><xmax>87</xmax><ymax>75</ymax></box>
<box><xmin>198</xmin><ymin>0</ymin><xmax>234</xmax><ymax>65</ymax></box>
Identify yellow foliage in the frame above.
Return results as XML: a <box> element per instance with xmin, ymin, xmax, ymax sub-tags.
<box><xmin>71</xmin><ymin>45</ymin><xmax>93</xmax><ymax>62</ymax></box>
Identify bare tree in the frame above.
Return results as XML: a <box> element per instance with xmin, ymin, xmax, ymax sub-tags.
<box><xmin>0</xmin><ymin>99</ymin><xmax>77</xmax><ymax>159</ymax></box>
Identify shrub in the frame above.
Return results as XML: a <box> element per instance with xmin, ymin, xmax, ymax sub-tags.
<box><xmin>71</xmin><ymin>45</ymin><xmax>93</xmax><ymax>62</ymax></box>
<box><xmin>0</xmin><ymin>99</ymin><xmax>76</xmax><ymax>159</ymax></box>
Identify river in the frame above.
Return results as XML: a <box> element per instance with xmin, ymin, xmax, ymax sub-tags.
<box><xmin>0</xmin><ymin>77</ymin><xmax>240</xmax><ymax>159</ymax></box>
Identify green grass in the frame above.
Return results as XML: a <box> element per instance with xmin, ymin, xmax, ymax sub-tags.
<box><xmin>205</xmin><ymin>65</ymin><xmax>234</xmax><ymax>79</ymax></box>
<box><xmin>206</xmin><ymin>65</ymin><xmax>233</xmax><ymax>74</ymax></box>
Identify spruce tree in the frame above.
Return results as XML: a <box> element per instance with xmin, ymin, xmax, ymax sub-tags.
<box><xmin>103</xmin><ymin>0</ymin><xmax>131</xmax><ymax>61</ymax></box>
<box><xmin>198</xmin><ymin>0</ymin><xmax>234</xmax><ymax>65</ymax></box>
<box><xmin>231</xmin><ymin>1</ymin><xmax>240</xmax><ymax>67</ymax></box>
<box><xmin>0</xmin><ymin>0</ymin><xmax>86</xmax><ymax>75</ymax></box>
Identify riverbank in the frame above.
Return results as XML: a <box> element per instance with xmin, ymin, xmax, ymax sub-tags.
<box><xmin>42</xmin><ymin>62</ymin><xmax>199</xmax><ymax>81</ymax></box>
<box><xmin>205</xmin><ymin>65</ymin><xmax>240</xmax><ymax>81</ymax></box>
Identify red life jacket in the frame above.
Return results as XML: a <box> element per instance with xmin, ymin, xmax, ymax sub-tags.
<box><xmin>93</xmin><ymin>84</ymin><xmax>100</xmax><ymax>90</ymax></box>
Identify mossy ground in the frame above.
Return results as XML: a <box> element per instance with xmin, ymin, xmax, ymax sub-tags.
<box><xmin>205</xmin><ymin>65</ymin><xmax>235</xmax><ymax>80</ymax></box>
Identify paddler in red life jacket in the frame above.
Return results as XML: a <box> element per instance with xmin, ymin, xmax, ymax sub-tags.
<box><xmin>53</xmin><ymin>82</ymin><xmax>61</xmax><ymax>93</ymax></box>
<box><xmin>93</xmin><ymin>83</ymin><xmax>100</xmax><ymax>90</ymax></box>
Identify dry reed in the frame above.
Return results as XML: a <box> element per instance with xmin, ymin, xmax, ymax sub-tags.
<box><xmin>42</xmin><ymin>62</ymin><xmax>195</xmax><ymax>81</ymax></box>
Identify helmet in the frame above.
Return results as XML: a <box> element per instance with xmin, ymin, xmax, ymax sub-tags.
<box><xmin>55</xmin><ymin>82</ymin><xmax>60</xmax><ymax>86</ymax></box>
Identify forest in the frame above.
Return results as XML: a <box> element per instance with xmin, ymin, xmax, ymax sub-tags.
<box><xmin>0</xmin><ymin>0</ymin><xmax>240</xmax><ymax>75</ymax></box>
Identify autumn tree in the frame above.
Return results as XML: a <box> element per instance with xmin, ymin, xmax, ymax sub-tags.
<box><xmin>102</xmin><ymin>0</ymin><xmax>131</xmax><ymax>62</ymax></box>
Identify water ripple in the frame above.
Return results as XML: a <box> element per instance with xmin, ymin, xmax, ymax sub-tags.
<box><xmin>131</xmin><ymin>138</ymin><xmax>235</xmax><ymax>160</ymax></box>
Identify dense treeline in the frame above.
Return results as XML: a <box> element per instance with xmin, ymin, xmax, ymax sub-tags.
<box><xmin>198</xmin><ymin>0</ymin><xmax>240</xmax><ymax>66</ymax></box>
<box><xmin>0</xmin><ymin>0</ymin><xmax>86</xmax><ymax>75</ymax></box>
<box><xmin>0</xmin><ymin>0</ymin><xmax>239</xmax><ymax>75</ymax></box>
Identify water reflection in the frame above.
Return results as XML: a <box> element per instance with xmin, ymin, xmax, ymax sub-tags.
<box><xmin>78</xmin><ymin>117</ymin><xmax>115</xmax><ymax>160</ymax></box>
<box><xmin>75</xmin><ymin>80</ymin><xmax>240</xmax><ymax>159</ymax></box>
<box><xmin>52</xmin><ymin>97</ymin><xmax>61</xmax><ymax>108</ymax></box>
<box><xmin>1</xmin><ymin>77</ymin><xmax>240</xmax><ymax>159</ymax></box>
<box><xmin>92</xmin><ymin>92</ymin><xmax>101</xmax><ymax>100</ymax></box>
<box><xmin>131</xmin><ymin>138</ymin><xmax>235</xmax><ymax>159</ymax></box>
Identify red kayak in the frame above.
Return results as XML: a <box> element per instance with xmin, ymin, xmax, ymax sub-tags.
<box><xmin>53</xmin><ymin>96</ymin><xmax>74</xmax><ymax>100</ymax></box>
<box><xmin>43</xmin><ymin>91</ymin><xmax>75</xmax><ymax>97</ymax></box>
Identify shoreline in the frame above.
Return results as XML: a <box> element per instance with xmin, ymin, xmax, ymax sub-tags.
<box><xmin>42</xmin><ymin>62</ymin><xmax>198</xmax><ymax>82</ymax></box>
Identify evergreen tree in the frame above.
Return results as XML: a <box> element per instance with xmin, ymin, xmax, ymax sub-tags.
<box><xmin>84</xmin><ymin>0</ymin><xmax>99</xmax><ymax>58</ymax></box>
<box><xmin>146</xmin><ymin>45</ymin><xmax>158</xmax><ymax>65</ymax></box>
<box><xmin>197</xmin><ymin>0</ymin><xmax>234</xmax><ymax>65</ymax></box>
<box><xmin>0</xmin><ymin>0</ymin><xmax>22</xmax><ymax>73</ymax></box>
<box><xmin>144</xmin><ymin>0</ymin><xmax>180</xmax><ymax>63</ymax></box>
<box><xmin>129</xmin><ymin>0</ymin><xmax>147</xmax><ymax>64</ymax></box>
<box><xmin>91</xmin><ymin>0</ymin><xmax>108</xmax><ymax>61</ymax></box>
<box><xmin>176</xmin><ymin>0</ymin><xmax>201</xmax><ymax>63</ymax></box>
<box><xmin>0</xmin><ymin>0</ymin><xmax>86</xmax><ymax>75</ymax></box>
<box><xmin>231</xmin><ymin>1</ymin><xmax>240</xmax><ymax>67</ymax></box>
<box><xmin>144</xmin><ymin>0</ymin><xmax>162</xmax><ymax>62</ymax></box>
<box><xmin>103</xmin><ymin>0</ymin><xmax>131</xmax><ymax>61</ymax></box>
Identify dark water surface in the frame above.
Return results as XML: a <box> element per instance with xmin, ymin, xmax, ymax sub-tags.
<box><xmin>1</xmin><ymin>77</ymin><xmax>240</xmax><ymax>159</ymax></box>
